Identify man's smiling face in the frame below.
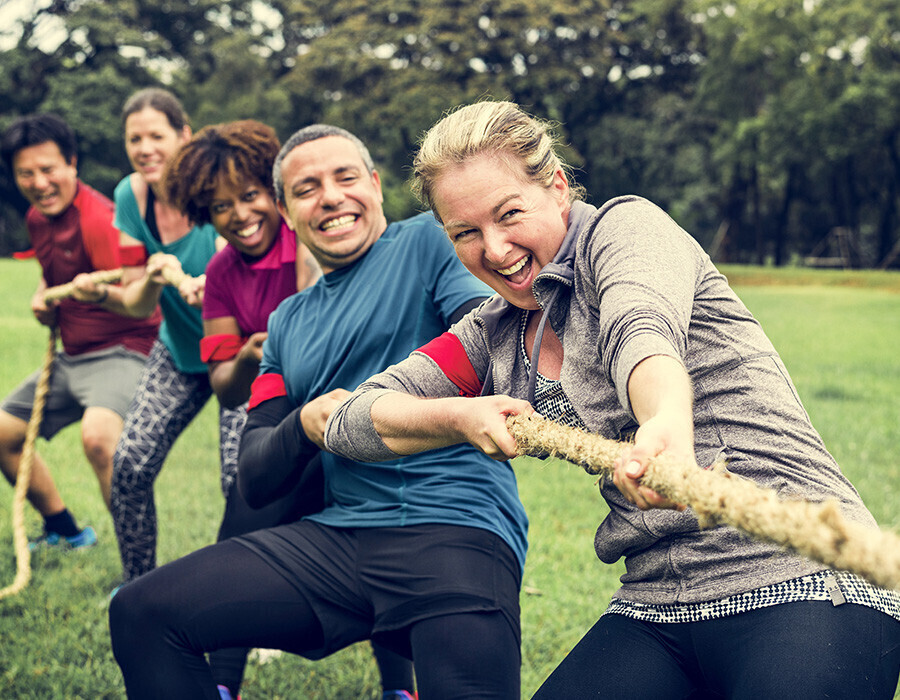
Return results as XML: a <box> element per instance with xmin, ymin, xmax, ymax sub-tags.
<box><xmin>277</xmin><ymin>135</ymin><xmax>387</xmax><ymax>274</ymax></box>
<box><xmin>13</xmin><ymin>141</ymin><xmax>79</xmax><ymax>219</ymax></box>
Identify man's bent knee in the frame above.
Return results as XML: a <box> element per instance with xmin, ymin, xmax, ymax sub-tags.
<box><xmin>0</xmin><ymin>410</ymin><xmax>28</xmax><ymax>454</ymax></box>
<box><xmin>81</xmin><ymin>406</ymin><xmax>123</xmax><ymax>468</ymax></box>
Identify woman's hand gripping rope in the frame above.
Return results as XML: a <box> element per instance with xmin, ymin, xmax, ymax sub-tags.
<box><xmin>506</xmin><ymin>413</ymin><xmax>900</xmax><ymax>592</ymax></box>
<box><xmin>145</xmin><ymin>253</ymin><xmax>205</xmax><ymax>307</ymax></box>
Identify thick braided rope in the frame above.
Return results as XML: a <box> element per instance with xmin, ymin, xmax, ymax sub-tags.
<box><xmin>42</xmin><ymin>268</ymin><xmax>123</xmax><ymax>302</ymax></box>
<box><xmin>0</xmin><ymin>327</ymin><xmax>58</xmax><ymax>600</ymax></box>
<box><xmin>507</xmin><ymin>413</ymin><xmax>900</xmax><ymax>591</ymax></box>
<box><xmin>42</xmin><ymin>264</ymin><xmax>195</xmax><ymax>302</ymax></box>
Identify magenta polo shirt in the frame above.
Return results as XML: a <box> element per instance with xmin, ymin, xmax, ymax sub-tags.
<box><xmin>202</xmin><ymin>220</ymin><xmax>299</xmax><ymax>335</ymax></box>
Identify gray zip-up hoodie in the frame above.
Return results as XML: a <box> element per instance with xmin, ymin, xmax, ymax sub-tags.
<box><xmin>326</xmin><ymin>195</ymin><xmax>876</xmax><ymax>605</ymax></box>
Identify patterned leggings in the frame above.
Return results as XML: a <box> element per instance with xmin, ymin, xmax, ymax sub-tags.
<box><xmin>111</xmin><ymin>340</ymin><xmax>246</xmax><ymax>583</ymax></box>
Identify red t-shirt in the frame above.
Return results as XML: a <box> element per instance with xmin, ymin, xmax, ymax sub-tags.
<box><xmin>27</xmin><ymin>181</ymin><xmax>160</xmax><ymax>356</ymax></box>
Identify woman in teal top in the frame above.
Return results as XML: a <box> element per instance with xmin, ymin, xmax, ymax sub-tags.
<box><xmin>109</xmin><ymin>89</ymin><xmax>244</xmax><ymax>612</ymax></box>
<box><xmin>113</xmin><ymin>173</ymin><xmax>215</xmax><ymax>373</ymax></box>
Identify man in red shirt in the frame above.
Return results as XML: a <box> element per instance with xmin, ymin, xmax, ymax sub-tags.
<box><xmin>0</xmin><ymin>113</ymin><xmax>160</xmax><ymax>548</ymax></box>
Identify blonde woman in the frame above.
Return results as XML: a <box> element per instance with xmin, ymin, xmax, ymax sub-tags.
<box><xmin>325</xmin><ymin>101</ymin><xmax>900</xmax><ymax>699</ymax></box>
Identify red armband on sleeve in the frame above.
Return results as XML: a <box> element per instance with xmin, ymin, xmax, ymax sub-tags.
<box><xmin>415</xmin><ymin>332</ymin><xmax>483</xmax><ymax>398</ymax></box>
<box><xmin>120</xmin><ymin>245</ymin><xmax>148</xmax><ymax>266</ymax></box>
<box><xmin>248</xmin><ymin>373</ymin><xmax>287</xmax><ymax>409</ymax></box>
<box><xmin>200</xmin><ymin>334</ymin><xmax>248</xmax><ymax>363</ymax></box>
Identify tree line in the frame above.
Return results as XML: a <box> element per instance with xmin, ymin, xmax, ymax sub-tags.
<box><xmin>2</xmin><ymin>0</ymin><xmax>899</xmax><ymax>267</ymax></box>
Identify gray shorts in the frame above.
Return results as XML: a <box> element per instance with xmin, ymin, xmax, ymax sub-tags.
<box><xmin>1</xmin><ymin>345</ymin><xmax>147</xmax><ymax>440</ymax></box>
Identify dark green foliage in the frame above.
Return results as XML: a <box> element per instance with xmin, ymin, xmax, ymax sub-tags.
<box><xmin>1</xmin><ymin>0</ymin><xmax>899</xmax><ymax>265</ymax></box>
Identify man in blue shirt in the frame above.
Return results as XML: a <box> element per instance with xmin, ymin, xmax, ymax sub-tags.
<box><xmin>109</xmin><ymin>124</ymin><xmax>529</xmax><ymax>700</ymax></box>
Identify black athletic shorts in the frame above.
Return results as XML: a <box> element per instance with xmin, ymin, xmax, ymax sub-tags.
<box><xmin>234</xmin><ymin>520</ymin><xmax>522</xmax><ymax>659</ymax></box>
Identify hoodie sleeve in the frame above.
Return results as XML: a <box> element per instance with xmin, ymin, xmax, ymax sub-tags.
<box><xmin>585</xmin><ymin>196</ymin><xmax>700</xmax><ymax>414</ymax></box>
<box><xmin>325</xmin><ymin>346</ymin><xmax>473</xmax><ymax>461</ymax></box>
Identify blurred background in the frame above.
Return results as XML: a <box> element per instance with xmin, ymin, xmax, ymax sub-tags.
<box><xmin>1</xmin><ymin>0</ymin><xmax>899</xmax><ymax>269</ymax></box>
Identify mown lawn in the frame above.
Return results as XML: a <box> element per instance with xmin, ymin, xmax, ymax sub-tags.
<box><xmin>0</xmin><ymin>258</ymin><xmax>898</xmax><ymax>698</ymax></box>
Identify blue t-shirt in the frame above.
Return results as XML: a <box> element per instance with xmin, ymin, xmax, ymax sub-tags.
<box><xmin>262</xmin><ymin>212</ymin><xmax>529</xmax><ymax>570</ymax></box>
<box><xmin>114</xmin><ymin>176</ymin><xmax>219</xmax><ymax>374</ymax></box>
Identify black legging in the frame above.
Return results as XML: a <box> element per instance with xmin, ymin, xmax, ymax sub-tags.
<box><xmin>207</xmin><ymin>457</ymin><xmax>325</xmax><ymax>696</ymax></box>
<box><xmin>532</xmin><ymin>602</ymin><xmax>900</xmax><ymax>699</ymax></box>
<box><xmin>210</xmin><ymin>482</ymin><xmax>414</xmax><ymax>695</ymax></box>
<box><xmin>109</xmin><ymin>540</ymin><xmax>520</xmax><ymax>699</ymax></box>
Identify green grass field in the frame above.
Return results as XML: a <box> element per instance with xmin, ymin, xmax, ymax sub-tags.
<box><xmin>0</xmin><ymin>258</ymin><xmax>898</xmax><ymax>698</ymax></box>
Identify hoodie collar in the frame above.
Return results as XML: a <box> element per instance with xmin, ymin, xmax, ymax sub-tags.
<box><xmin>523</xmin><ymin>200</ymin><xmax>596</xmax><ymax>401</ymax></box>
<box><xmin>534</xmin><ymin>200</ymin><xmax>595</xmax><ymax>287</ymax></box>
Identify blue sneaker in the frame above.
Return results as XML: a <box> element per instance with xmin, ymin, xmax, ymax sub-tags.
<box><xmin>383</xmin><ymin>692</ymin><xmax>417</xmax><ymax>700</ymax></box>
<box><xmin>217</xmin><ymin>685</ymin><xmax>242</xmax><ymax>700</ymax></box>
<box><xmin>29</xmin><ymin>525</ymin><xmax>97</xmax><ymax>551</ymax></box>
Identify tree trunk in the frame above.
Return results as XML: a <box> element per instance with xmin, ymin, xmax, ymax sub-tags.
<box><xmin>773</xmin><ymin>165</ymin><xmax>797</xmax><ymax>267</ymax></box>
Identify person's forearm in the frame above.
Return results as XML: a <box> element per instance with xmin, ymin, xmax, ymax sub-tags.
<box><xmin>325</xmin><ymin>352</ymin><xmax>529</xmax><ymax>462</ymax></box>
<box><xmin>627</xmin><ymin>354</ymin><xmax>694</xmax><ymax>429</ymax></box>
<box><xmin>209</xmin><ymin>358</ymin><xmax>258</xmax><ymax>410</ymax></box>
<box><xmin>117</xmin><ymin>275</ymin><xmax>163</xmax><ymax>318</ymax></box>
<box><xmin>32</xmin><ymin>277</ymin><xmax>48</xmax><ymax>308</ymax></box>
<box><xmin>89</xmin><ymin>283</ymin><xmax>131</xmax><ymax>315</ymax></box>
<box><xmin>368</xmin><ymin>391</ymin><xmax>532</xmax><ymax>461</ymax></box>
<box><xmin>238</xmin><ymin>397</ymin><xmax>318</xmax><ymax>508</ymax></box>
<box><xmin>370</xmin><ymin>392</ymin><xmax>468</xmax><ymax>455</ymax></box>
<box><xmin>611</xmin><ymin>354</ymin><xmax>697</xmax><ymax>510</ymax></box>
